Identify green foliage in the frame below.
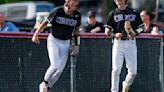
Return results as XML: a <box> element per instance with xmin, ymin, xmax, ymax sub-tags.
<box><xmin>0</xmin><ymin>0</ymin><xmax>19</xmax><ymax>4</ymax></box>
<box><xmin>102</xmin><ymin>0</ymin><xmax>115</xmax><ymax>15</ymax></box>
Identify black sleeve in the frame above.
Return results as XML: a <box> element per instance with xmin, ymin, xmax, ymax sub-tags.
<box><xmin>84</xmin><ymin>26</ymin><xmax>90</xmax><ymax>32</ymax></box>
<box><xmin>106</xmin><ymin>10</ymin><xmax>115</xmax><ymax>28</ymax></box>
<box><xmin>82</xmin><ymin>23</ymin><xmax>91</xmax><ymax>32</ymax></box>
<box><xmin>47</xmin><ymin>7</ymin><xmax>59</xmax><ymax>23</ymax></box>
<box><xmin>76</xmin><ymin>13</ymin><xmax>81</xmax><ymax>27</ymax></box>
<box><xmin>134</xmin><ymin>11</ymin><xmax>143</xmax><ymax>30</ymax></box>
<box><xmin>132</xmin><ymin>11</ymin><xmax>143</xmax><ymax>35</ymax></box>
<box><xmin>98</xmin><ymin>22</ymin><xmax>105</xmax><ymax>32</ymax></box>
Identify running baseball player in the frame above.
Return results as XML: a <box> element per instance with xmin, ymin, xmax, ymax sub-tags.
<box><xmin>32</xmin><ymin>0</ymin><xmax>81</xmax><ymax>92</ymax></box>
<box><xmin>105</xmin><ymin>0</ymin><xmax>142</xmax><ymax>92</ymax></box>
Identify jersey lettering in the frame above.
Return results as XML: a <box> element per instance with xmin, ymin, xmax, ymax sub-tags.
<box><xmin>125</xmin><ymin>14</ymin><xmax>136</xmax><ymax>21</ymax></box>
<box><xmin>114</xmin><ymin>14</ymin><xmax>123</xmax><ymax>22</ymax></box>
<box><xmin>114</xmin><ymin>14</ymin><xmax>136</xmax><ymax>22</ymax></box>
<box><xmin>55</xmin><ymin>17</ymin><xmax>77</xmax><ymax>26</ymax></box>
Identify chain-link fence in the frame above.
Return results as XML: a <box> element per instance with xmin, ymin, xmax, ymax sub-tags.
<box><xmin>0</xmin><ymin>33</ymin><xmax>163</xmax><ymax>92</ymax></box>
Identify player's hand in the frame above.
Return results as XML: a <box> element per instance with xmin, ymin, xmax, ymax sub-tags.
<box><xmin>32</xmin><ymin>33</ymin><xmax>40</xmax><ymax>44</ymax></box>
<box><xmin>115</xmin><ymin>33</ymin><xmax>122</xmax><ymax>39</ymax></box>
<box><xmin>105</xmin><ymin>27</ymin><xmax>110</xmax><ymax>35</ymax></box>
<box><xmin>90</xmin><ymin>29</ymin><xmax>97</xmax><ymax>33</ymax></box>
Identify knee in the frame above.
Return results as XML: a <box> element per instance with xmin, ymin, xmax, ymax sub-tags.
<box><xmin>49</xmin><ymin>65</ymin><xmax>63</xmax><ymax>75</ymax></box>
<box><xmin>130</xmin><ymin>74</ymin><xmax>137</xmax><ymax>79</ymax></box>
<box><xmin>112</xmin><ymin>69</ymin><xmax>121</xmax><ymax>77</ymax></box>
<box><xmin>55</xmin><ymin>69</ymin><xmax>62</xmax><ymax>76</ymax></box>
<box><xmin>49</xmin><ymin>67</ymin><xmax>62</xmax><ymax>76</ymax></box>
<box><xmin>49</xmin><ymin>65</ymin><xmax>57</xmax><ymax>70</ymax></box>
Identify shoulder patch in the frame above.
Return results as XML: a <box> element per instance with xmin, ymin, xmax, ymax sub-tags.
<box><xmin>75</xmin><ymin>14</ymin><xmax>79</xmax><ymax>17</ymax></box>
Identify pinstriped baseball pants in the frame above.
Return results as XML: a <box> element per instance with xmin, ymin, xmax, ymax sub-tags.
<box><xmin>111</xmin><ymin>38</ymin><xmax>137</xmax><ymax>92</ymax></box>
<box><xmin>44</xmin><ymin>33</ymin><xmax>70</xmax><ymax>88</ymax></box>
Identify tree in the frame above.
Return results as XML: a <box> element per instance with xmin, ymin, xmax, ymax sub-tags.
<box><xmin>140</xmin><ymin>0</ymin><xmax>156</xmax><ymax>11</ymax></box>
<box><xmin>101</xmin><ymin>0</ymin><xmax>115</xmax><ymax>23</ymax></box>
<box><xmin>0</xmin><ymin>0</ymin><xmax>19</xmax><ymax>4</ymax></box>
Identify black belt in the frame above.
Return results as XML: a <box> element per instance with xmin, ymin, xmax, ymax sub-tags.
<box><xmin>121</xmin><ymin>38</ymin><xmax>134</xmax><ymax>40</ymax></box>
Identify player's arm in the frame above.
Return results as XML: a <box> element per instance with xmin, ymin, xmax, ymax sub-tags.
<box><xmin>73</xmin><ymin>27</ymin><xmax>80</xmax><ymax>36</ymax></box>
<box><xmin>35</xmin><ymin>21</ymin><xmax>48</xmax><ymax>34</ymax></box>
<box><xmin>73</xmin><ymin>13</ymin><xmax>81</xmax><ymax>45</ymax></box>
<box><xmin>90</xmin><ymin>26</ymin><xmax>101</xmax><ymax>33</ymax></box>
<box><xmin>74</xmin><ymin>12</ymin><xmax>81</xmax><ymax>36</ymax></box>
<box><xmin>104</xmin><ymin>10</ymin><xmax>116</xmax><ymax>36</ymax></box>
<box><xmin>32</xmin><ymin>20</ymin><xmax>49</xmax><ymax>43</ymax></box>
<box><xmin>151</xmin><ymin>26</ymin><xmax>160</xmax><ymax>35</ymax></box>
<box><xmin>70</xmin><ymin>27</ymin><xmax>80</xmax><ymax>57</ymax></box>
<box><xmin>32</xmin><ymin>8</ymin><xmax>57</xmax><ymax>43</ymax></box>
<box><xmin>73</xmin><ymin>27</ymin><xmax>80</xmax><ymax>45</ymax></box>
<box><xmin>132</xmin><ymin>11</ymin><xmax>143</xmax><ymax>37</ymax></box>
<box><xmin>104</xmin><ymin>25</ymin><xmax>111</xmax><ymax>35</ymax></box>
<box><xmin>91</xmin><ymin>23</ymin><xmax>104</xmax><ymax>33</ymax></box>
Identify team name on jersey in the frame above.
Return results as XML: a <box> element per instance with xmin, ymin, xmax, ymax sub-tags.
<box><xmin>55</xmin><ymin>16</ymin><xmax>77</xmax><ymax>26</ymax></box>
<box><xmin>114</xmin><ymin>14</ymin><xmax>136</xmax><ymax>22</ymax></box>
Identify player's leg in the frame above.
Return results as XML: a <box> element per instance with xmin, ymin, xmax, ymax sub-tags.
<box><xmin>111</xmin><ymin>39</ymin><xmax>124</xmax><ymax>92</ymax></box>
<box><xmin>48</xmin><ymin>38</ymin><xmax>70</xmax><ymax>88</ymax></box>
<box><xmin>39</xmin><ymin>33</ymin><xmax>60</xmax><ymax>92</ymax></box>
<box><xmin>123</xmin><ymin>39</ymin><xmax>137</xmax><ymax>92</ymax></box>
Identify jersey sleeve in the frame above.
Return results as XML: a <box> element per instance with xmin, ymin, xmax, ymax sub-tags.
<box><xmin>132</xmin><ymin>11</ymin><xmax>143</xmax><ymax>35</ymax></box>
<box><xmin>83</xmin><ymin>25</ymin><xmax>90</xmax><ymax>32</ymax></box>
<box><xmin>106</xmin><ymin>10</ymin><xmax>115</xmax><ymax>28</ymax></box>
<box><xmin>134</xmin><ymin>11</ymin><xmax>143</xmax><ymax>30</ymax></box>
<box><xmin>46</xmin><ymin>7</ymin><xmax>59</xmax><ymax>23</ymax></box>
<box><xmin>98</xmin><ymin>22</ymin><xmax>105</xmax><ymax>32</ymax></box>
<box><xmin>76</xmin><ymin>13</ymin><xmax>81</xmax><ymax>27</ymax></box>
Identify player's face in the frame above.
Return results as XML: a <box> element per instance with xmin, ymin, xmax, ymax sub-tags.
<box><xmin>114</xmin><ymin>0</ymin><xmax>126</xmax><ymax>6</ymax></box>
<box><xmin>140</xmin><ymin>11</ymin><xmax>149</xmax><ymax>22</ymax></box>
<box><xmin>87</xmin><ymin>16</ymin><xmax>96</xmax><ymax>25</ymax></box>
<box><xmin>69</xmin><ymin>0</ymin><xmax>79</xmax><ymax>11</ymax></box>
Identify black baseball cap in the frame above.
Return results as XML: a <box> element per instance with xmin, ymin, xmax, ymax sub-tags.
<box><xmin>87</xmin><ymin>10</ymin><xmax>95</xmax><ymax>18</ymax></box>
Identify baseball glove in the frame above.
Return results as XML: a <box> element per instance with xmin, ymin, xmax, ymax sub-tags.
<box><xmin>69</xmin><ymin>45</ymin><xmax>80</xmax><ymax>57</ymax></box>
<box><xmin>124</xmin><ymin>21</ymin><xmax>136</xmax><ymax>38</ymax></box>
<box><xmin>124</xmin><ymin>21</ymin><xmax>131</xmax><ymax>35</ymax></box>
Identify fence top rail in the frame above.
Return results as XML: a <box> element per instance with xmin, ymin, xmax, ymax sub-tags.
<box><xmin>0</xmin><ymin>32</ymin><xmax>163</xmax><ymax>39</ymax></box>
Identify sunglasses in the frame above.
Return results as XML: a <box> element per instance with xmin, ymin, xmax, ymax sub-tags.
<box><xmin>74</xmin><ymin>4</ymin><xmax>79</xmax><ymax>9</ymax></box>
<box><xmin>88</xmin><ymin>16</ymin><xmax>95</xmax><ymax>19</ymax></box>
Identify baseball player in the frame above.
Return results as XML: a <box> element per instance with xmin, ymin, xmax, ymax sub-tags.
<box><xmin>32</xmin><ymin>0</ymin><xmax>81</xmax><ymax>92</ymax></box>
<box><xmin>104</xmin><ymin>0</ymin><xmax>142</xmax><ymax>92</ymax></box>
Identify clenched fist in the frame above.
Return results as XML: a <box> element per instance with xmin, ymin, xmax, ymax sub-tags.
<box><xmin>32</xmin><ymin>33</ymin><xmax>40</xmax><ymax>44</ymax></box>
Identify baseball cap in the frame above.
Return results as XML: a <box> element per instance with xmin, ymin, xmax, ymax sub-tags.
<box><xmin>87</xmin><ymin>10</ymin><xmax>95</xmax><ymax>18</ymax></box>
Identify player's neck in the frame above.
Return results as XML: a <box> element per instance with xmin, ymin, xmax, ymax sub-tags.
<box><xmin>144</xmin><ymin>21</ymin><xmax>150</xmax><ymax>27</ymax></box>
<box><xmin>64</xmin><ymin>6</ymin><xmax>74</xmax><ymax>15</ymax></box>
<box><xmin>117</xmin><ymin>5</ymin><xmax>127</xmax><ymax>10</ymax></box>
<box><xmin>90</xmin><ymin>22</ymin><xmax>96</xmax><ymax>26</ymax></box>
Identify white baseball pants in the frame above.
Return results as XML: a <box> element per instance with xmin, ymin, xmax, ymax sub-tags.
<box><xmin>111</xmin><ymin>38</ymin><xmax>137</xmax><ymax>92</ymax></box>
<box><xmin>44</xmin><ymin>33</ymin><xmax>70</xmax><ymax>88</ymax></box>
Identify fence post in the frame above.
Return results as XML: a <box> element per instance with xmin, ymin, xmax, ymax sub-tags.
<box><xmin>159</xmin><ymin>33</ymin><xmax>164</xmax><ymax>92</ymax></box>
<box><xmin>70</xmin><ymin>37</ymin><xmax>78</xmax><ymax>92</ymax></box>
